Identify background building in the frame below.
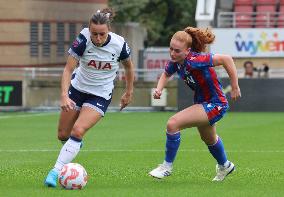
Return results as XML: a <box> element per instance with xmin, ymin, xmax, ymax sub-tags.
<box><xmin>0</xmin><ymin>0</ymin><xmax>108</xmax><ymax>68</ymax></box>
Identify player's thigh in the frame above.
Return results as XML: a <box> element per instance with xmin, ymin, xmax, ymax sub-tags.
<box><xmin>58</xmin><ymin>109</ymin><xmax>80</xmax><ymax>138</ymax></box>
<box><xmin>71</xmin><ymin>106</ymin><xmax>102</xmax><ymax>137</ymax></box>
<box><xmin>168</xmin><ymin>104</ymin><xmax>209</xmax><ymax>131</ymax></box>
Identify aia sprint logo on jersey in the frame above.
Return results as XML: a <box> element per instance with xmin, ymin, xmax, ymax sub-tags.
<box><xmin>88</xmin><ymin>60</ymin><xmax>112</xmax><ymax>70</ymax></box>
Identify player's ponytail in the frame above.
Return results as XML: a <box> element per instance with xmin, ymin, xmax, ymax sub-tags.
<box><xmin>90</xmin><ymin>7</ymin><xmax>115</xmax><ymax>28</ymax></box>
<box><xmin>100</xmin><ymin>8</ymin><xmax>115</xmax><ymax>22</ymax></box>
<box><xmin>184</xmin><ymin>27</ymin><xmax>215</xmax><ymax>53</ymax></box>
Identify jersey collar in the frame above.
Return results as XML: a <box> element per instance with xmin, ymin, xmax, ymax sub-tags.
<box><xmin>101</xmin><ymin>34</ymin><xmax>111</xmax><ymax>47</ymax></box>
<box><xmin>91</xmin><ymin>34</ymin><xmax>111</xmax><ymax>47</ymax></box>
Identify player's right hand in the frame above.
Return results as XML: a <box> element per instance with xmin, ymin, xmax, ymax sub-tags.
<box><xmin>153</xmin><ymin>89</ymin><xmax>162</xmax><ymax>99</ymax></box>
<box><xmin>60</xmin><ymin>96</ymin><xmax>76</xmax><ymax>112</ymax></box>
<box><xmin>230</xmin><ymin>85</ymin><xmax>241</xmax><ymax>101</ymax></box>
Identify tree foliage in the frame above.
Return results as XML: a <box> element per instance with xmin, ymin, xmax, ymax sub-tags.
<box><xmin>109</xmin><ymin>0</ymin><xmax>197</xmax><ymax>46</ymax></box>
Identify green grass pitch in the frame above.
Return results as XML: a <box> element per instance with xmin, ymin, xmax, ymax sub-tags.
<box><xmin>0</xmin><ymin>112</ymin><xmax>284</xmax><ymax>196</ymax></box>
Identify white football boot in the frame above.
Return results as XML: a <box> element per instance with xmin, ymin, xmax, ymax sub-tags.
<box><xmin>149</xmin><ymin>164</ymin><xmax>173</xmax><ymax>179</ymax></box>
<box><xmin>212</xmin><ymin>161</ymin><xmax>235</xmax><ymax>181</ymax></box>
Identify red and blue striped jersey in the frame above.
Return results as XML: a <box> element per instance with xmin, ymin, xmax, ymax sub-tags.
<box><xmin>165</xmin><ymin>51</ymin><xmax>227</xmax><ymax>104</ymax></box>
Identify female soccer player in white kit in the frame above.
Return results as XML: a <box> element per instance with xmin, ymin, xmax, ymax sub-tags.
<box><xmin>44</xmin><ymin>8</ymin><xmax>134</xmax><ymax>187</ymax></box>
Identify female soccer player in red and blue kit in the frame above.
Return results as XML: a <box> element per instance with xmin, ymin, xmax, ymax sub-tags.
<box><xmin>149</xmin><ymin>27</ymin><xmax>241</xmax><ymax>181</ymax></box>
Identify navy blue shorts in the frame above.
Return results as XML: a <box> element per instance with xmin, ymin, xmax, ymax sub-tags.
<box><xmin>202</xmin><ymin>102</ymin><xmax>229</xmax><ymax>126</ymax></box>
<box><xmin>68</xmin><ymin>85</ymin><xmax>112</xmax><ymax>116</ymax></box>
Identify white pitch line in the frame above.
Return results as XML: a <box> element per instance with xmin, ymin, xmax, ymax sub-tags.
<box><xmin>0</xmin><ymin>149</ymin><xmax>284</xmax><ymax>153</ymax></box>
<box><xmin>0</xmin><ymin>112</ymin><xmax>57</xmax><ymax>119</ymax></box>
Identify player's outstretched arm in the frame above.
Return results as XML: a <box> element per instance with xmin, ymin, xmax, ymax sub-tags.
<box><xmin>120</xmin><ymin>58</ymin><xmax>134</xmax><ymax>111</ymax></box>
<box><xmin>213</xmin><ymin>54</ymin><xmax>241</xmax><ymax>101</ymax></box>
<box><xmin>153</xmin><ymin>72</ymin><xmax>171</xmax><ymax>99</ymax></box>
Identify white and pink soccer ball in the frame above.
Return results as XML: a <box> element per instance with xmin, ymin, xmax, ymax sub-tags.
<box><xmin>58</xmin><ymin>163</ymin><xmax>88</xmax><ymax>190</ymax></box>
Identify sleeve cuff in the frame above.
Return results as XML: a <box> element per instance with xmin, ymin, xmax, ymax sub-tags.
<box><xmin>68</xmin><ymin>48</ymin><xmax>80</xmax><ymax>61</ymax></box>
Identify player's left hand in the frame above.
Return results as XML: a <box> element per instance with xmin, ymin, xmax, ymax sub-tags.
<box><xmin>230</xmin><ymin>85</ymin><xmax>241</xmax><ymax>101</ymax></box>
<box><xmin>120</xmin><ymin>91</ymin><xmax>133</xmax><ymax>111</ymax></box>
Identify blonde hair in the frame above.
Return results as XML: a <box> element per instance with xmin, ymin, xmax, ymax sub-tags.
<box><xmin>172</xmin><ymin>27</ymin><xmax>215</xmax><ymax>53</ymax></box>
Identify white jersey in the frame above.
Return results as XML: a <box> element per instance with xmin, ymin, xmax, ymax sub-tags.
<box><xmin>68</xmin><ymin>28</ymin><xmax>131</xmax><ymax>100</ymax></box>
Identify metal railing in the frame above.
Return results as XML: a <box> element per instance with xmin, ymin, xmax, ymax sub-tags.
<box><xmin>217</xmin><ymin>12</ymin><xmax>282</xmax><ymax>28</ymax></box>
<box><xmin>1</xmin><ymin>67</ymin><xmax>284</xmax><ymax>80</ymax></box>
<box><xmin>0</xmin><ymin>67</ymin><xmax>63</xmax><ymax>79</ymax></box>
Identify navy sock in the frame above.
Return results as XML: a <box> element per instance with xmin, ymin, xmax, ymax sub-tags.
<box><xmin>208</xmin><ymin>136</ymin><xmax>227</xmax><ymax>165</ymax></box>
<box><xmin>165</xmin><ymin>131</ymin><xmax>181</xmax><ymax>163</ymax></box>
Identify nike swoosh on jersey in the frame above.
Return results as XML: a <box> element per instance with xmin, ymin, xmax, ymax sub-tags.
<box><xmin>97</xmin><ymin>103</ymin><xmax>103</xmax><ymax>107</ymax></box>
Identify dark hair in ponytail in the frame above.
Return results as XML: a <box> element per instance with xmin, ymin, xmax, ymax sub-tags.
<box><xmin>89</xmin><ymin>8</ymin><xmax>115</xmax><ymax>28</ymax></box>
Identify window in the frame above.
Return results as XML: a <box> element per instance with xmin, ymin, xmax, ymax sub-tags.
<box><xmin>69</xmin><ymin>23</ymin><xmax>76</xmax><ymax>46</ymax></box>
<box><xmin>42</xmin><ymin>22</ymin><xmax>51</xmax><ymax>57</ymax></box>
<box><xmin>30</xmin><ymin>22</ymin><xmax>38</xmax><ymax>57</ymax></box>
<box><xmin>57</xmin><ymin>23</ymin><xmax>65</xmax><ymax>56</ymax></box>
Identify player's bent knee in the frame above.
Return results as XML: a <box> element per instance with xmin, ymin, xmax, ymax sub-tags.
<box><xmin>167</xmin><ymin>117</ymin><xmax>179</xmax><ymax>132</ymax></box>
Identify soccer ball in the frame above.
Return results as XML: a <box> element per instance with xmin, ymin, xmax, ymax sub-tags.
<box><xmin>58</xmin><ymin>163</ymin><xmax>88</xmax><ymax>190</ymax></box>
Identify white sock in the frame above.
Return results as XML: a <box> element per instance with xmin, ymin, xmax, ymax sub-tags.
<box><xmin>54</xmin><ymin>138</ymin><xmax>81</xmax><ymax>172</ymax></box>
<box><xmin>163</xmin><ymin>160</ymin><xmax>173</xmax><ymax>168</ymax></box>
<box><xmin>223</xmin><ymin>160</ymin><xmax>230</xmax><ymax>168</ymax></box>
